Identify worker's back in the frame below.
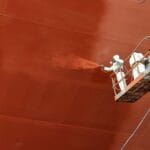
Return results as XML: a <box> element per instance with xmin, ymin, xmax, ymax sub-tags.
<box><xmin>129</xmin><ymin>52</ymin><xmax>144</xmax><ymax>67</ymax></box>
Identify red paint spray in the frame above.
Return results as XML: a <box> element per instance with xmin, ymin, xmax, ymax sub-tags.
<box><xmin>50</xmin><ymin>54</ymin><xmax>99</xmax><ymax>70</ymax></box>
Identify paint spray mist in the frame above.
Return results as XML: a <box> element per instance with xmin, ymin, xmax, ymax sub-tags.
<box><xmin>51</xmin><ymin>54</ymin><xmax>99</xmax><ymax>70</ymax></box>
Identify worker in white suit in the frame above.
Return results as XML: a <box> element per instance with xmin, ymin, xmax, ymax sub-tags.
<box><xmin>129</xmin><ymin>52</ymin><xmax>145</xmax><ymax>79</ymax></box>
<box><xmin>100</xmin><ymin>55</ymin><xmax>127</xmax><ymax>91</ymax></box>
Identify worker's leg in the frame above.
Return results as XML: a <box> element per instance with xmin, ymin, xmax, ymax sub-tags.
<box><xmin>133</xmin><ymin>63</ymin><xmax>145</xmax><ymax>79</ymax></box>
<box><xmin>116</xmin><ymin>72</ymin><xmax>127</xmax><ymax>91</ymax></box>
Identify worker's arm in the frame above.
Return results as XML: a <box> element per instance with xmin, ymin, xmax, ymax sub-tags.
<box><xmin>142</xmin><ymin>57</ymin><xmax>150</xmax><ymax>64</ymax></box>
<box><xmin>137</xmin><ymin>54</ymin><xmax>147</xmax><ymax>63</ymax></box>
<box><xmin>100</xmin><ymin>65</ymin><xmax>113</xmax><ymax>72</ymax></box>
<box><xmin>136</xmin><ymin>53</ymin><xmax>145</xmax><ymax>62</ymax></box>
<box><xmin>103</xmin><ymin>66</ymin><xmax>113</xmax><ymax>72</ymax></box>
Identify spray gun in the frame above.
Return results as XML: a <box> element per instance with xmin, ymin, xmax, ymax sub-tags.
<box><xmin>99</xmin><ymin>64</ymin><xmax>108</xmax><ymax>73</ymax></box>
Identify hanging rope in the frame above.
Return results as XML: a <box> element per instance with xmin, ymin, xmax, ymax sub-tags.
<box><xmin>121</xmin><ymin>108</ymin><xmax>150</xmax><ymax>150</ymax></box>
<box><xmin>124</xmin><ymin>35</ymin><xmax>150</xmax><ymax>62</ymax></box>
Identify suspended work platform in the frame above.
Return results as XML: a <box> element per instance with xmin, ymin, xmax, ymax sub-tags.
<box><xmin>110</xmin><ymin>47</ymin><xmax>150</xmax><ymax>103</ymax></box>
<box><xmin>115</xmin><ymin>69</ymin><xmax>150</xmax><ymax>102</ymax></box>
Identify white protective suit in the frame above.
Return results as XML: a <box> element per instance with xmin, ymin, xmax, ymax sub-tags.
<box><xmin>103</xmin><ymin>55</ymin><xmax>127</xmax><ymax>91</ymax></box>
<box><xmin>129</xmin><ymin>52</ymin><xmax>145</xmax><ymax>79</ymax></box>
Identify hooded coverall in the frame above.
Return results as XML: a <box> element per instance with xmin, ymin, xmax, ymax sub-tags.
<box><xmin>103</xmin><ymin>57</ymin><xmax>126</xmax><ymax>91</ymax></box>
<box><xmin>129</xmin><ymin>52</ymin><xmax>145</xmax><ymax>79</ymax></box>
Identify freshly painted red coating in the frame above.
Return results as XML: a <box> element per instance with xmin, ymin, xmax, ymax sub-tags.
<box><xmin>0</xmin><ymin>0</ymin><xmax>149</xmax><ymax>149</ymax></box>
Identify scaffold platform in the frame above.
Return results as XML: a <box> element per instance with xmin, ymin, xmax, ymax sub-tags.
<box><xmin>115</xmin><ymin>69</ymin><xmax>150</xmax><ymax>102</ymax></box>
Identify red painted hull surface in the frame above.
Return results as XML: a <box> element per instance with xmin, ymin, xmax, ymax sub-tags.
<box><xmin>0</xmin><ymin>0</ymin><xmax>150</xmax><ymax>149</ymax></box>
